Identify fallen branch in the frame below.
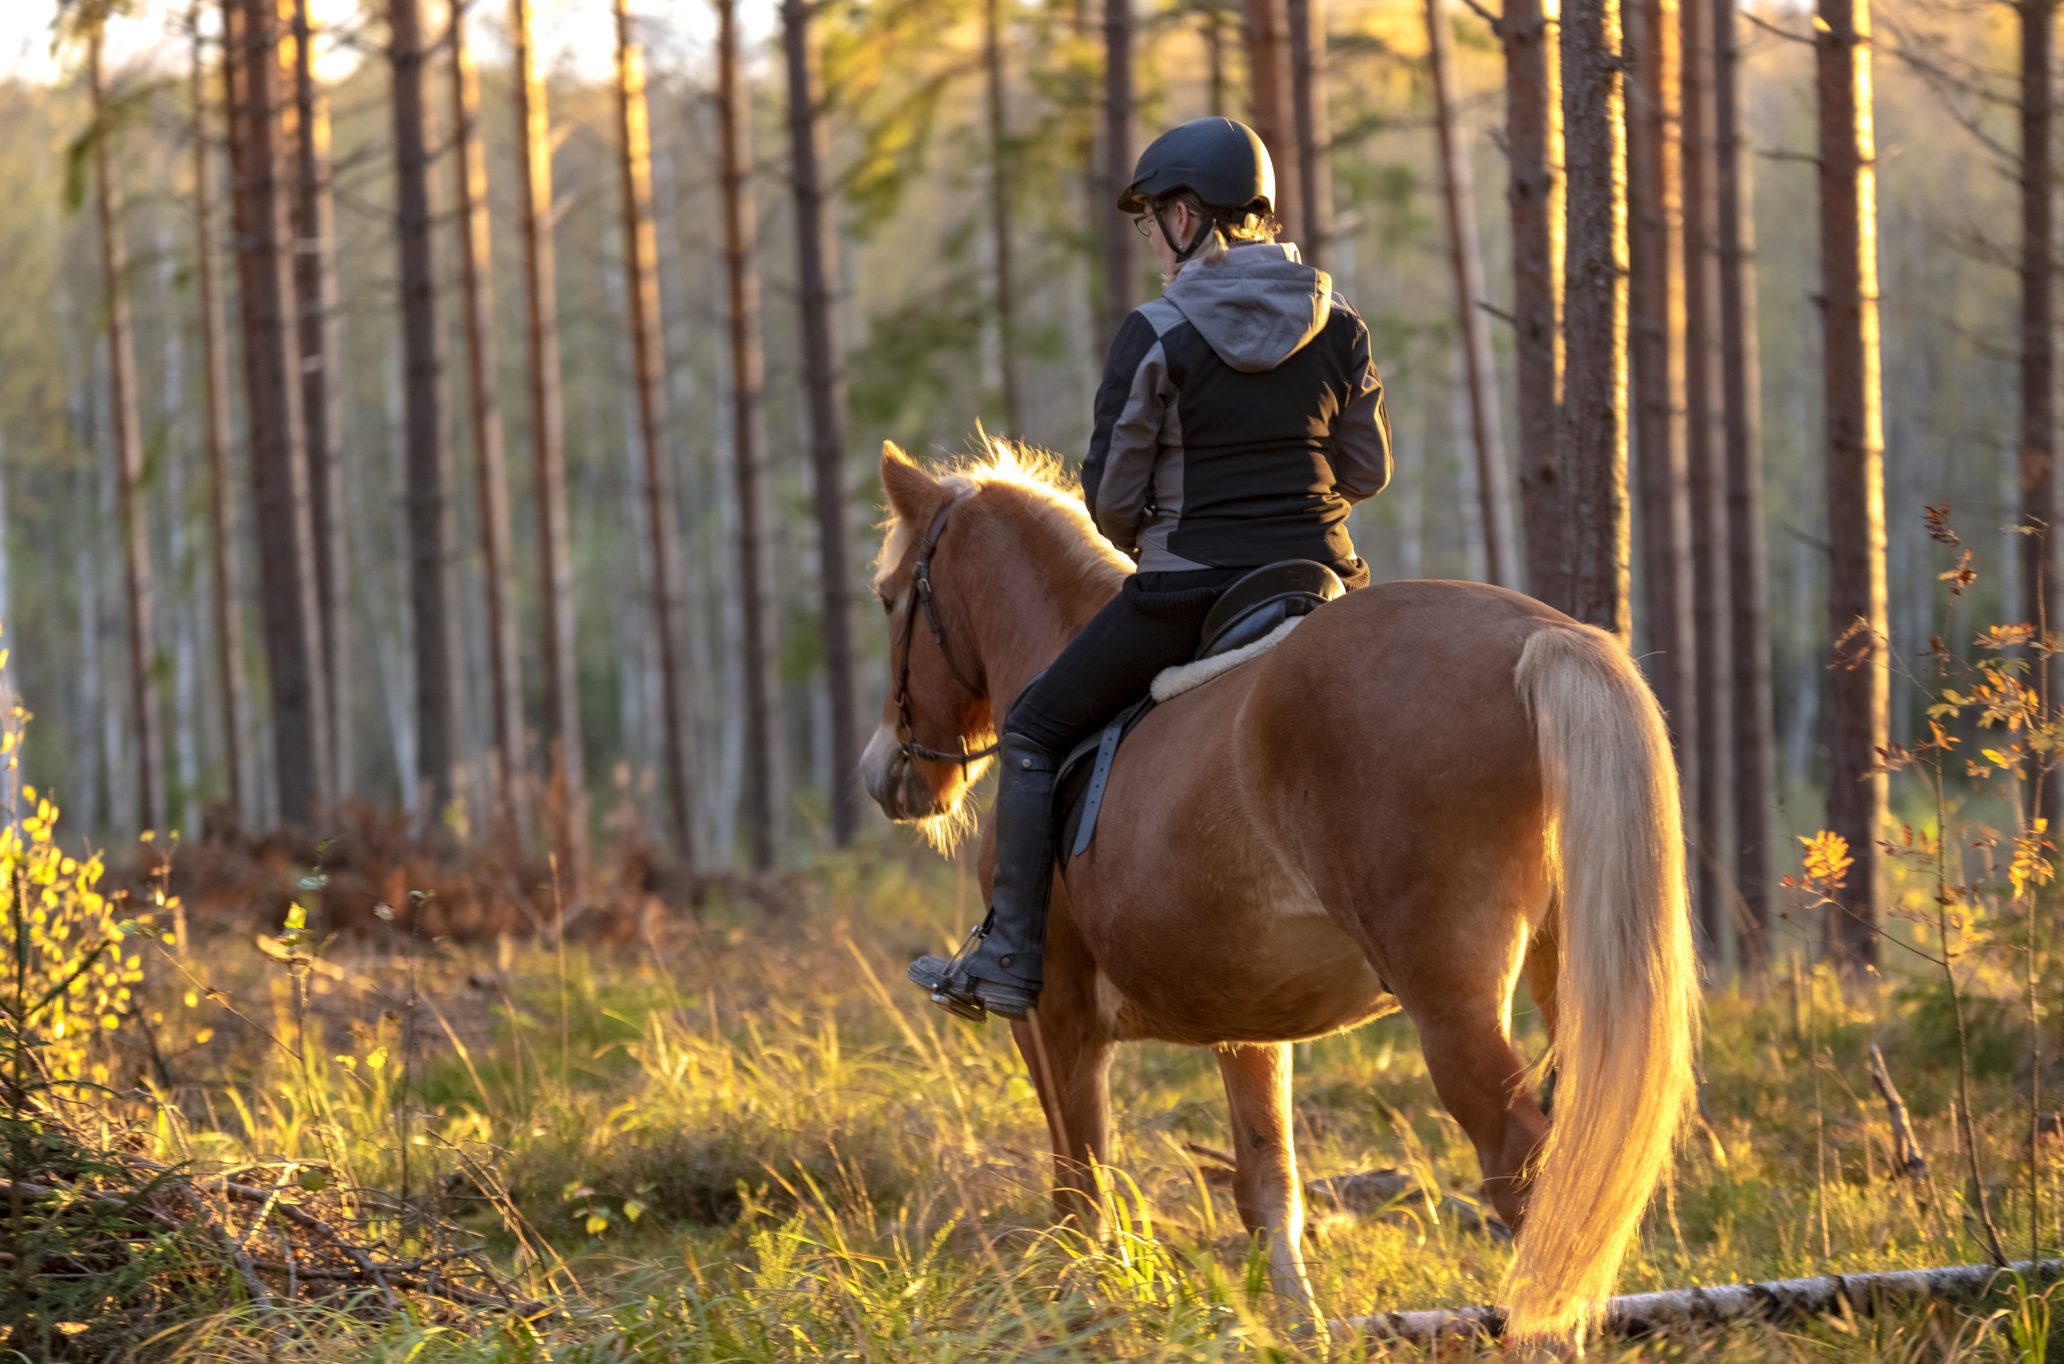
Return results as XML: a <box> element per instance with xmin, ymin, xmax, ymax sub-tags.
<box><xmin>1337</xmin><ymin>1258</ymin><xmax>2063</xmax><ymax>1343</ymax></box>
<box><xmin>1868</xmin><ymin>1042</ymin><xmax>1930</xmax><ymax>1194</ymax></box>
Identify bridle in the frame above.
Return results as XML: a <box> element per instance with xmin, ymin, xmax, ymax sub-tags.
<box><xmin>890</xmin><ymin>503</ymin><xmax>999</xmax><ymax>774</ymax></box>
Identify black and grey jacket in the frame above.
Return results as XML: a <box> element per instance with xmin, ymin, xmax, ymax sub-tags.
<box><xmin>1080</xmin><ymin>242</ymin><xmax>1392</xmax><ymax>574</ymax></box>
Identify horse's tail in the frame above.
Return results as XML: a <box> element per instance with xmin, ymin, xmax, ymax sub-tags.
<box><xmin>1504</xmin><ymin>623</ymin><xmax>1700</xmax><ymax>1343</ymax></box>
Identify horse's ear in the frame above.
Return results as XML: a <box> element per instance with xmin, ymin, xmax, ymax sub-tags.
<box><xmin>881</xmin><ymin>441</ymin><xmax>945</xmax><ymax>527</ymax></box>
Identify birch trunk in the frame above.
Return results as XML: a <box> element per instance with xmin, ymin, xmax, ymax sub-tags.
<box><xmin>89</xmin><ymin>31</ymin><xmax>165</xmax><ymax>836</ymax></box>
<box><xmin>1816</xmin><ymin>0</ymin><xmax>1888</xmax><ymax>973</ymax></box>
<box><xmin>782</xmin><ymin>0</ymin><xmax>863</xmax><ymax>848</ymax></box>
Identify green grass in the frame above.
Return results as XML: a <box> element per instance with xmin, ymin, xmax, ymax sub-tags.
<box><xmin>22</xmin><ymin>844</ymin><xmax>2064</xmax><ymax>1360</ymax></box>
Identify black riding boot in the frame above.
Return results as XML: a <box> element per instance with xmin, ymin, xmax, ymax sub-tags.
<box><xmin>907</xmin><ymin>731</ymin><xmax>1058</xmax><ymax>1020</ymax></box>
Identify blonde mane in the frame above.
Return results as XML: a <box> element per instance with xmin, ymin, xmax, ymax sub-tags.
<box><xmin>872</xmin><ymin>433</ymin><xmax>1132</xmax><ymax>591</ymax></box>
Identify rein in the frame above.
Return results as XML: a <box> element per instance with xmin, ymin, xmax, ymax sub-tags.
<box><xmin>892</xmin><ymin>503</ymin><xmax>1000</xmax><ymax>774</ymax></box>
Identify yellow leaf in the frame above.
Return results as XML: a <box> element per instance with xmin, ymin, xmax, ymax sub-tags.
<box><xmin>1983</xmin><ymin>748</ymin><xmax>2014</xmax><ymax>768</ymax></box>
<box><xmin>365</xmin><ymin>1047</ymin><xmax>388</xmax><ymax>1071</ymax></box>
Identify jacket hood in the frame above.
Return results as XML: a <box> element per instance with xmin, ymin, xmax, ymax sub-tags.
<box><xmin>1161</xmin><ymin>242</ymin><xmax>1332</xmax><ymax>374</ymax></box>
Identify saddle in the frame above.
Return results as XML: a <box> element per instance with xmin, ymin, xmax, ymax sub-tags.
<box><xmin>1054</xmin><ymin>560</ymin><xmax>1345</xmax><ymax>867</ymax></box>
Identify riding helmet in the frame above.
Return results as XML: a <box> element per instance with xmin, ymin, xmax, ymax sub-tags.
<box><xmin>1117</xmin><ymin>117</ymin><xmax>1276</xmax><ymax>217</ymax></box>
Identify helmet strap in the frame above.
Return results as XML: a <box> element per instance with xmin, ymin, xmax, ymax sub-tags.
<box><xmin>1153</xmin><ymin>203</ymin><xmax>1215</xmax><ymax>263</ymax></box>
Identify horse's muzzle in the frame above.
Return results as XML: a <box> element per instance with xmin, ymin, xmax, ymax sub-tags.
<box><xmin>859</xmin><ymin>724</ymin><xmax>951</xmax><ymax>822</ymax></box>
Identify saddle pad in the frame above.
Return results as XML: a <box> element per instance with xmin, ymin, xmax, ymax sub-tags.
<box><xmin>1149</xmin><ymin>616</ymin><xmax>1303</xmax><ymax>703</ymax></box>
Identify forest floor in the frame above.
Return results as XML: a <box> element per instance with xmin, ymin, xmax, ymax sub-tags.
<box><xmin>8</xmin><ymin>838</ymin><xmax>2063</xmax><ymax>1361</ymax></box>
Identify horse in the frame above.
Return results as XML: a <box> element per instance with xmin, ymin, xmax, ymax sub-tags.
<box><xmin>857</xmin><ymin>438</ymin><xmax>1700</xmax><ymax>1344</ymax></box>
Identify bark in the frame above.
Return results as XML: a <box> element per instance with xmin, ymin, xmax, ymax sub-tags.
<box><xmin>449</xmin><ymin>0</ymin><xmax>522</xmax><ymax>828</ymax></box>
<box><xmin>1558</xmin><ymin>0</ymin><xmax>1630</xmax><ymax>639</ymax></box>
<box><xmin>2021</xmin><ymin>0</ymin><xmax>2059</xmax><ymax>822</ymax></box>
<box><xmin>615</xmin><ymin>0</ymin><xmax>698</xmax><ymax>865</ymax></box>
<box><xmin>1682</xmin><ymin>0</ymin><xmax>1730</xmax><ymax>960</ymax></box>
<box><xmin>782</xmin><ymin>0</ymin><xmax>863</xmax><ymax>848</ymax></box>
<box><xmin>1242</xmin><ymin>0</ymin><xmax>1300</xmax><ymax>241</ymax></box>
<box><xmin>1098</xmin><ymin>0</ymin><xmax>1136</xmax><ymax>345</ymax></box>
<box><xmin>717</xmin><ymin>0</ymin><xmax>785</xmax><ymax>871</ymax></box>
<box><xmin>1286</xmin><ymin>0</ymin><xmax>1332</xmax><ymax>261</ymax></box>
<box><xmin>1505</xmin><ymin>0</ymin><xmax>1567</xmax><ymax>608</ymax></box>
<box><xmin>89</xmin><ymin>32</ymin><xmax>165</xmax><ymax>836</ymax></box>
<box><xmin>511</xmin><ymin>0</ymin><xmax>586</xmax><ymax>873</ymax></box>
<box><xmin>1718</xmin><ymin>0</ymin><xmax>1775</xmax><ymax>974</ymax></box>
<box><xmin>192</xmin><ymin>2</ymin><xmax>246</xmax><ymax>822</ymax></box>
<box><xmin>1339</xmin><ymin>1260</ymin><xmax>2063</xmax><ymax>1343</ymax></box>
<box><xmin>1427</xmin><ymin>0</ymin><xmax>1517</xmax><ymax>587</ymax></box>
<box><xmin>983</xmin><ymin>0</ymin><xmax>1024</xmax><ymax>431</ymax></box>
<box><xmin>289</xmin><ymin>0</ymin><xmax>348</xmax><ymax>799</ymax></box>
<box><xmin>1627</xmin><ymin>0</ymin><xmax>1696</xmax><ymax>812</ymax></box>
<box><xmin>1202</xmin><ymin>0</ymin><xmax>1228</xmax><ymax>113</ymax></box>
<box><xmin>1816</xmin><ymin>0</ymin><xmax>1888</xmax><ymax>973</ymax></box>
<box><xmin>224</xmin><ymin>0</ymin><xmax>328</xmax><ymax>826</ymax></box>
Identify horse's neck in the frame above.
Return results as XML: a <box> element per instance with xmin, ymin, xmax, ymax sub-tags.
<box><xmin>971</xmin><ymin>527</ymin><xmax>1123</xmax><ymax>717</ymax></box>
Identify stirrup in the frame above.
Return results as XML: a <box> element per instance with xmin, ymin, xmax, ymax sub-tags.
<box><xmin>907</xmin><ymin>918</ymin><xmax>994</xmax><ymax>1022</ymax></box>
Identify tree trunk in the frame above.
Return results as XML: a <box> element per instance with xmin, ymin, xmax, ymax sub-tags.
<box><xmin>983</xmin><ymin>0</ymin><xmax>1024</xmax><ymax>431</ymax></box>
<box><xmin>224</xmin><ymin>0</ymin><xmax>328</xmax><ymax>826</ymax></box>
<box><xmin>1718</xmin><ymin>0</ymin><xmax>1775</xmax><ymax>974</ymax></box>
<box><xmin>192</xmin><ymin>3</ymin><xmax>247</xmax><ymax>823</ymax></box>
<box><xmin>1559</xmin><ymin>0</ymin><xmax>1630</xmax><ymax>639</ymax></box>
<box><xmin>449</xmin><ymin>0</ymin><xmax>522</xmax><ymax>829</ymax></box>
<box><xmin>615</xmin><ymin>0</ymin><xmax>698</xmax><ymax>866</ymax></box>
<box><xmin>782</xmin><ymin>0</ymin><xmax>863</xmax><ymax>849</ymax></box>
<box><xmin>1098</xmin><ymin>0</ymin><xmax>1136</xmax><ymax>346</ymax></box>
<box><xmin>89</xmin><ymin>32</ymin><xmax>165</xmax><ymax>837</ymax></box>
<box><xmin>1286</xmin><ymin>0</ymin><xmax>1332</xmax><ymax>262</ymax></box>
<box><xmin>1682</xmin><ymin>0</ymin><xmax>1730</xmax><ymax>961</ymax></box>
<box><xmin>289</xmin><ymin>0</ymin><xmax>348</xmax><ymax>800</ymax></box>
<box><xmin>2021</xmin><ymin>0</ymin><xmax>2059</xmax><ymax>823</ymax></box>
<box><xmin>1816</xmin><ymin>0</ymin><xmax>1888</xmax><ymax>973</ymax></box>
<box><xmin>1202</xmin><ymin>0</ymin><xmax>1228</xmax><ymax>115</ymax></box>
<box><xmin>1426</xmin><ymin>0</ymin><xmax>1517</xmax><ymax>587</ymax></box>
<box><xmin>1505</xmin><ymin>0</ymin><xmax>1567</xmax><ymax>608</ymax></box>
<box><xmin>1242</xmin><ymin>0</ymin><xmax>1300</xmax><ymax>242</ymax></box>
<box><xmin>1627</xmin><ymin>0</ymin><xmax>1696</xmax><ymax>818</ymax></box>
<box><xmin>511</xmin><ymin>0</ymin><xmax>586</xmax><ymax>874</ymax></box>
<box><xmin>717</xmin><ymin>0</ymin><xmax>785</xmax><ymax>872</ymax></box>
<box><xmin>387</xmin><ymin>0</ymin><xmax>452</xmax><ymax>819</ymax></box>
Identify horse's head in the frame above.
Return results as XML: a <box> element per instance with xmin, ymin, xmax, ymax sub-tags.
<box><xmin>858</xmin><ymin>443</ymin><xmax>997</xmax><ymax>843</ymax></box>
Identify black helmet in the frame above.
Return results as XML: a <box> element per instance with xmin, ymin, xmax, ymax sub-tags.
<box><xmin>1117</xmin><ymin>117</ymin><xmax>1275</xmax><ymax>217</ymax></box>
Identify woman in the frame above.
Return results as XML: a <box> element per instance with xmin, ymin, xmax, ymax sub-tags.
<box><xmin>910</xmin><ymin>116</ymin><xmax>1393</xmax><ymax>1021</ymax></box>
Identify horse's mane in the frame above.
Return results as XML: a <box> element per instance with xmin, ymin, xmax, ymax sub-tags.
<box><xmin>873</xmin><ymin>433</ymin><xmax>1132</xmax><ymax>591</ymax></box>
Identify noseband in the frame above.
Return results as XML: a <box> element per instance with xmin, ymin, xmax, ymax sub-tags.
<box><xmin>892</xmin><ymin>503</ymin><xmax>1000</xmax><ymax>774</ymax></box>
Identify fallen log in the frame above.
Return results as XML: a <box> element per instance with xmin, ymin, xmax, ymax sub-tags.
<box><xmin>1336</xmin><ymin>1258</ymin><xmax>2062</xmax><ymax>1343</ymax></box>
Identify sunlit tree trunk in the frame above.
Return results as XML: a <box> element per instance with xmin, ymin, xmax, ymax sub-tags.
<box><xmin>289</xmin><ymin>0</ymin><xmax>347</xmax><ymax>800</ymax></box>
<box><xmin>717</xmin><ymin>0</ymin><xmax>785</xmax><ymax>871</ymax></box>
<box><xmin>1507</xmin><ymin>0</ymin><xmax>1567</xmax><ymax>607</ymax></box>
<box><xmin>1097</xmin><ymin>0</ymin><xmax>1136</xmax><ymax>344</ymax></box>
<box><xmin>224</xmin><ymin>0</ymin><xmax>328</xmax><ymax>825</ymax></box>
<box><xmin>1286</xmin><ymin>0</ymin><xmax>1331</xmax><ymax>261</ymax></box>
<box><xmin>983</xmin><ymin>0</ymin><xmax>1024</xmax><ymax>431</ymax></box>
<box><xmin>449</xmin><ymin>0</ymin><xmax>522</xmax><ymax>828</ymax></box>
<box><xmin>1627</xmin><ymin>0</ymin><xmax>1695</xmax><ymax>808</ymax></box>
<box><xmin>1427</xmin><ymin>0</ymin><xmax>1516</xmax><ymax>587</ymax></box>
<box><xmin>2020</xmin><ymin>0</ymin><xmax>2060</xmax><ymax>822</ymax></box>
<box><xmin>1816</xmin><ymin>0</ymin><xmax>1888</xmax><ymax>972</ymax></box>
<box><xmin>1682</xmin><ymin>0</ymin><xmax>1729</xmax><ymax>959</ymax></box>
<box><xmin>192</xmin><ymin>3</ymin><xmax>247</xmax><ymax>822</ymax></box>
<box><xmin>615</xmin><ymin>0</ymin><xmax>698</xmax><ymax>865</ymax></box>
<box><xmin>782</xmin><ymin>0</ymin><xmax>862</xmax><ymax>848</ymax></box>
<box><xmin>88</xmin><ymin>32</ymin><xmax>165</xmax><ymax>837</ymax></box>
<box><xmin>1242</xmin><ymin>0</ymin><xmax>1299</xmax><ymax>241</ymax></box>
<box><xmin>386</xmin><ymin>0</ymin><xmax>452</xmax><ymax>817</ymax></box>
<box><xmin>1718</xmin><ymin>0</ymin><xmax>1775</xmax><ymax>974</ymax></box>
<box><xmin>511</xmin><ymin>0</ymin><xmax>585</xmax><ymax>873</ymax></box>
<box><xmin>1559</xmin><ymin>0</ymin><xmax>1630</xmax><ymax>639</ymax></box>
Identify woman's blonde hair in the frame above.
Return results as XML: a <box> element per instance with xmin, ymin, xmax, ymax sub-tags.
<box><xmin>1159</xmin><ymin>194</ymin><xmax>1280</xmax><ymax>278</ymax></box>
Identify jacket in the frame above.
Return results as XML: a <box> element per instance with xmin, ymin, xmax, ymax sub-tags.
<box><xmin>1078</xmin><ymin>242</ymin><xmax>1392</xmax><ymax>574</ymax></box>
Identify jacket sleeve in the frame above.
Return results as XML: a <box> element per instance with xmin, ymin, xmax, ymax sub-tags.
<box><xmin>1330</xmin><ymin>313</ymin><xmax>1394</xmax><ymax>505</ymax></box>
<box><xmin>1080</xmin><ymin>310</ymin><xmax>1170</xmax><ymax>556</ymax></box>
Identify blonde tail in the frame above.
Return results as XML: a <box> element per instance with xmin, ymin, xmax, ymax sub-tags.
<box><xmin>1504</xmin><ymin>625</ymin><xmax>1702</xmax><ymax>1344</ymax></box>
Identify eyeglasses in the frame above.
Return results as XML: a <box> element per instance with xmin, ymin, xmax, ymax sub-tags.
<box><xmin>1132</xmin><ymin>214</ymin><xmax>1154</xmax><ymax>238</ymax></box>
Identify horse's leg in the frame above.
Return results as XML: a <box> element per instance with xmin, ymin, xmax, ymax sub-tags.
<box><xmin>1009</xmin><ymin>888</ymin><xmax>1113</xmax><ymax>1225</ymax></box>
<box><xmin>1215</xmin><ymin>1043</ymin><xmax>1323</xmax><ymax>1322</ymax></box>
<box><xmin>1413</xmin><ymin>1005</ymin><xmax>1550</xmax><ymax>1230</ymax></box>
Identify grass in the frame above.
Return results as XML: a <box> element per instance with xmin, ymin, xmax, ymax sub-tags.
<box><xmin>7</xmin><ymin>835</ymin><xmax>2063</xmax><ymax>1361</ymax></box>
